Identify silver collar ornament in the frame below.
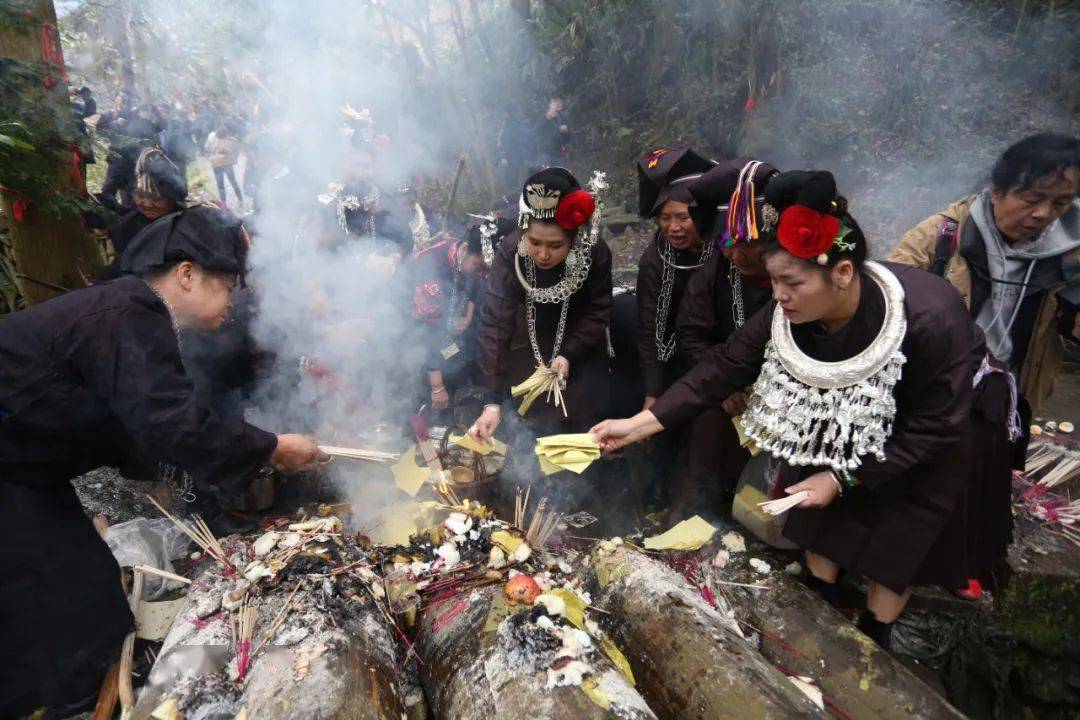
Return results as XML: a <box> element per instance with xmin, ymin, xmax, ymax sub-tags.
<box><xmin>741</xmin><ymin>261</ymin><xmax>908</xmax><ymax>471</ymax></box>
<box><xmin>513</xmin><ymin>171</ymin><xmax>607</xmax><ymax>365</ymax></box>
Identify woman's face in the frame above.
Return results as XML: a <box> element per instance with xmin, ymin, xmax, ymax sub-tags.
<box><xmin>991</xmin><ymin>168</ymin><xmax>1079</xmax><ymax>242</ymax></box>
<box><xmin>658</xmin><ymin>200</ymin><xmax>700</xmax><ymax>251</ymax></box>
<box><xmin>766</xmin><ymin>250</ymin><xmax>853</xmax><ymax>325</ymax></box>
<box><xmin>135</xmin><ymin>191</ymin><xmax>175</xmax><ymax>220</ymax></box>
<box><xmin>723</xmin><ymin>240</ymin><xmax>768</xmax><ymax>277</ymax></box>
<box><xmin>523</xmin><ymin>222</ymin><xmax>572</xmax><ymax>270</ymax></box>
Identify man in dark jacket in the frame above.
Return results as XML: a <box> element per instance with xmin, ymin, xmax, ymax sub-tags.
<box><xmin>0</xmin><ymin>205</ymin><xmax>322</xmax><ymax>718</ymax></box>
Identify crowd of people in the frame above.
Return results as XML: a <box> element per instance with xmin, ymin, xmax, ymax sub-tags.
<box><xmin>1</xmin><ymin>82</ymin><xmax>1078</xmax><ymax>716</ymax></box>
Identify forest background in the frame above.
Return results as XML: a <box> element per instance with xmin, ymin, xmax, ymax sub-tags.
<box><xmin>1</xmin><ymin>0</ymin><xmax>1078</xmax><ymax>309</ymax></box>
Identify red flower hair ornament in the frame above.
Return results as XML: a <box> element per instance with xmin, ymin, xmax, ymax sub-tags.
<box><xmin>554</xmin><ymin>189</ymin><xmax>595</xmax><ymax>231</ymax></box>
<box><xmin>777</xmin><ymin>205</ymin><xmax>841</xmax><ymax>263</ymax></box>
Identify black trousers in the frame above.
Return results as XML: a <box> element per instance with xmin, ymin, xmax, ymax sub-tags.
<box><xmin>213</xmin><ymin>164</ymin><xmax>243</xmax><ymax>205</ymax></box>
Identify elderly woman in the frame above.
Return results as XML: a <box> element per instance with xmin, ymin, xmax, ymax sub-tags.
<box><xmin>593</xmin><ymin>170</ymin><xmax>1016</xmax><ymax>647</ymax></box>
<box><xmin>889</xmin><ymin>133</ymin><xmax>1080</xmax><ymax>414</ymax></box>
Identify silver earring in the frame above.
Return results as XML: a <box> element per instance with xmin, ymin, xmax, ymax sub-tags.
<box><xmin>517</xmin><ymin>239</ymin><xmax>527</xmax><ymax>257</ymax></box>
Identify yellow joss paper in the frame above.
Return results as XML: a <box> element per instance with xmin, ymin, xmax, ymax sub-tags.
<box><xmin>449</xmin><ymin>433</ymin><xmax>508</xmax><ymax>456</ymax></box>
<box><xmin>538</xmin><ymin>454</ymin><xmax>565</xmax><ymax>476</ymax></box>
<box><xmin>732</xmin><ymin>416</ymin><xmax>761</xmax><ymax>456</ymax></box>
<box><xmin>534</xmin><ymin>433</ymin><xmax>601</xmax><ymax>474</ymax></box>
<box><xmin>536</xmin><ymin>434</ymin><xmax>600</xmax><ymax>449</ymax></box>
<box><xmin>390</xmin><ymin>445</ymin><xmax>431</xmax><ymax>497</ymax></box>
<box><xmin>643</xmin><ymin>515</ymin><xmax>717</xmax><ymax>551</ymax></box>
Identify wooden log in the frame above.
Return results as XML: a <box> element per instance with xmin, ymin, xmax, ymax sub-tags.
<box><xmin>720</xmin><ymin>534</ymin><xmax>965</xmax><ymax>719</ymax></box>
<box><xmin>416</xmin><ymin>584</ymin><xmax>658</xmax><ymax>720</ymax></box>
<box><xmin>587</xmin><ymin>545</ymin><xmax>826</xmax><ymax>720</ymax></box>
<box><xmin>132</xmin><ymin>567</ymin><xmax>406</xmax><ymax>720</ymax></box>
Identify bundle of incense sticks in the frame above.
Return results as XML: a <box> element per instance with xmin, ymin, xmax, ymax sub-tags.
<box><xmin>146</xmin><ymin>494</ymin><xmax>234</xmax><ymax>569</ymax></box>
<box><xmin>511</xmin><ymin>365</ymin><xmax>567</xmax><ymax>417</ymax></box>
<box><xmin>757</xmin><ymin>491</ymin><xmax>810</xmax><ymax>516</ymax></box>
<box><xmin>524</xmin><ymin>495</ymin><xmax>561</xmax><ymax>548</ymax></box>
<box><xmin>1025</xmin><ymin>435</ymin><xmax>1080</xmax><ymax>489</ymax></box>
<box><xmin>231</xmin><ymin>597</ymin><xmax>257</xmax><ymax>681</ymax></box>
<box><xmin>318</xmin><ymin>445</ymin><xmax>399</xmax><ymax>463</ymax></box>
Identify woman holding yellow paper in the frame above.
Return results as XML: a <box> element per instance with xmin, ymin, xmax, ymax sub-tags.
<box><xmin>468</xmin><ymin>168</ymin><xmax>612</xmax><ymax>495</ymax></box>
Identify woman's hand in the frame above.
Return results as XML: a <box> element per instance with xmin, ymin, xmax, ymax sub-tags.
<box><xmin>468</xmin><ymin>405</ymin><xmax>501</xmax><ymax>443</ymax></box>
<box><xmin>431</xmin><ymin>385</ymin><xmax>449</xmax><ymax>409</ymax></box>
<box><xmin>551</xmin><ymin>355</ymin><xmax>570</xmax><ymax>385</ymax></box>
<box><xmin>785</xmin><ymin>471</ymin><xmax>841</xmax><ymax>509</ymax></box>
<box><xmin>590</xmin><ymin>411</ymin><xmax>664</xmax><ymax>452</ymax></box>
<box><xmin>272</xmin><ymin>434</ymin><xmax>327</xmax><ymax>470</ymax></box>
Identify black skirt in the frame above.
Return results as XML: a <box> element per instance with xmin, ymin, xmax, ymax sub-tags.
<box><xmin>0</xmin><ymin>467</ymin><xmax>133</xmax><ymax>717</ymax></box>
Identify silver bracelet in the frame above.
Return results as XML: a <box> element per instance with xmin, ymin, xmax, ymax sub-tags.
<box><xmin>483</xmin><ymin>404</ymin><xmax>501</xmax><ymax>414</ymax></box>
<box><xmin>827</xmin><ymin>470</ymin><xmax>844</xmax><ymax>496</ymax></box>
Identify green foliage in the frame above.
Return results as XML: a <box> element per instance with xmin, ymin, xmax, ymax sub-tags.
<box><xmin>0</xmin><ymin>58</ymin><xmax>92</xmax><ymax>218</ymax></box>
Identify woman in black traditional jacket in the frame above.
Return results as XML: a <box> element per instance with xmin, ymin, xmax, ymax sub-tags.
<box><xmin>0</xmin><ymin>205</ymin><xmax>322</xmax><ymax>718</ymax></box>
<box><xmin>664</xmin><ymin>158</ymin><xmax>779</xmax><ymax>515</ymax></box>
<box><xmin>468</xmin><ymin>168</ymin><xmax>612</xmax><ymax>504</ymax></box>
<box><xmin>593</xmin><ymin>171</ymin><xmax>1016</xmax><ymax>647</ymax></box>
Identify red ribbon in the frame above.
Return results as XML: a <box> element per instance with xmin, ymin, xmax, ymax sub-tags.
<box><xmin>38</xmin><ymin>23</ymin><xmax>68</xmax><ymax>89</ymax></box>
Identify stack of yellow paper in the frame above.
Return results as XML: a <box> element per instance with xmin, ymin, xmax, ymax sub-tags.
<box><xmin>511</xmin><ymin>365</ymin><xmax>566</xmax><ymax>416</ymax></box>
<box><xmin>534</xmin><ymin>434</ymin><xmax>600</xmax><ymax>475</ymax></box>
<box><xmin>449</xmin><ymin>433</ymin><xmax>508</xmax><ymax>456</ymax></box>
<box><xmin>642</xmin><ymin>515</ymin><xmax>717</xmax><ymax>550</ymax></box>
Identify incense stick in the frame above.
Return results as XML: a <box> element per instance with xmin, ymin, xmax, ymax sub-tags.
<box><xmin>253</xmin><ymin>579</ymin><xmax>304</xmax><ymax>658</ymax></box>
<box><xmin>133</xmin><ymin>564</ymin><xmax>192</xmax><ymax>585</ymax></box>
<box><xmin>146</xmin><ymin>495</ymin><xmax>235</xmax><ymax>570</ymax></box>
<box><xmin>758</xmin><ymin>491</ymin><xmax>810</xmax><ymax>515</ymax></box>
<box><xmin>231</xmin><ymin>597</ymin><xmax>257</xmax><ymax>681</ymax></box>
<box><xmin>318</xmin><ymin>445</ymin><xmax>399</xmax><ymax>463</ymax></box>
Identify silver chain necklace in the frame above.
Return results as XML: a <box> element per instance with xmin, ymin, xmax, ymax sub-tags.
<box><xmin>654</xmin><ymin>233</ymin><xmax>713</xmax><ymax>362</ymax></box>
<box><xmin>522</xmin><ymin>256</ymin><xmax>570</xmax><ymax>365</ymax></box>
<box><xmin>729</xmin><ymin>263</ymin><xmax>746</xmax><ymax>329</ymax></box>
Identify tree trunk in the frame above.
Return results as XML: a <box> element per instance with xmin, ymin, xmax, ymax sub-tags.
<box><xmin>0</xmin><ymin>0</ymin><xmax>103</xmax><ymax>306</ymax></box>
<box><xmin>416</xmin><ymin>584</ymin><xmax>657</xmax><ymax>719</ymax></box>
<box><xmin>133</xmin><ymin>566</ymin><xmax>407</xmax><ymax>720</ymax></box>
<box><xmin>587</xmin><ymin>546</ymin><xmax>827</xmax><ymax>720</ymax></box>
<box><xmin>721</xmin><ymin>536</ymin><xmax>966</xmax><ymax>720</ymax></box>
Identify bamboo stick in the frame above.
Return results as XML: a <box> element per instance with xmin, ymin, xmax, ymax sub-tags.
<box><xmin>118</xmin><ymin>569</ymin><xmax>144</xmax><ymax>719</ymax></box>
<box><xmin>318</xmin><ymin>445</ymin><xmax>399</xmax><ymax>462</ymax></box>
<box><xmin>758</xmin><ymin>491</ymin><xmax>810</xmax><ymax>515</ymax></box>
<box><xmin>133</xmin><ymin>564</ymin><xmax>192</xmax><ymax>585</ymax></box>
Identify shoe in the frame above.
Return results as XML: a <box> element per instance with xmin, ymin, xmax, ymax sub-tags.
<box><xmin>804</xmin><ymin>574</ymin><xmax>840</xmax><ymax>606</ymax></box>
<box><xmin>856</xmin><ymin>611</ymin><xmax>894</xmax><ymax>650</ymax></box>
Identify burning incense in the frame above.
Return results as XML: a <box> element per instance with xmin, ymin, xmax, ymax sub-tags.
<box><xmin>231</xmin><ymin>597</ymin><xmax>257</xmax><ymax>681</ymax></box>
<box><xmin>146</xmin><ymin>495</ymin><xmax>235</xmax><ymax>571</ymax></box>
<box><xmin>318</xmin><ymin>445</ymin><xmax>399</xmax><ymax>463</ymax></box>
<box><xmin>758</xmin><ymin>491</ymin><xmax>810</xmax><ymax>516</ymax></box>
<box><xmin>524</xmin><ymin>496</ymin><xmax>561</xmax><ymax>548</ymax></box>
<box><xmin>253</xmin><ymin>579</ymin><xmax>304</xmax><ymax>659</ymax></box>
